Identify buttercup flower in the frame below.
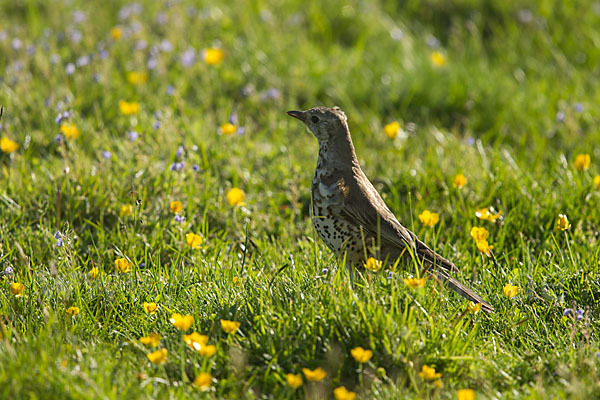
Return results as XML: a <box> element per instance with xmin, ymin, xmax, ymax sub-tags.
<box><xmin>383</xmin><ymin>121</ymin><xmax>400</xmax><ymax>139</ymax></box>
<box><xmin>119</xmin><ymin>100</ymin><xmax>140</xmax><ymax>115</ymax></box>
<box><xmin>333</xmin><ymin>386</ymin><xmax>357</xmax><ymax>400</ymax></box>
<box><xmin>434</xmin><ymin>379</ymin><xmax>444</xmax><ymax>389</ymax></box>
<box><xmin>470</xmin><ymin>227</ymin><xmax>489</xmax><ymax>242</ymax></box>
<box><xmin>220</xmin><ymin>122</ymin><xmax>237</xmax><ymax>135</ymax></box>
<box><xmin>203</xmin><ymin>48</ymin><xmax>224</xmax><ymax>65</ymax></box>
<box><xmin>220</xmin><ymin>319</ymin><xmax>241</xmax><ymax>334</ymax></box>
<box><xmin>60</xmin><ymin>123</ymin><xmax>80</xmax><ymax>140</ymax></box>
<box><xmin>139</xmin><ymin>333</ymin><xmax>161</xmax><ymax>347</ymax></box>
<box><xmin>170</xmin><ymin>313</ymin><xmax>194</xmax><ymax>331</ymax></box>
<box><xmin>302</xmin><ymin>367</ymin><xmax>326</xmax><ymax>381</ymax></box>
<box><xmin>10</xmin><ymin>282</ymin><xmax>24</xmax><ymax>296</ymax></box>
<box><xmin>556</xmin><ymin>214</ymin><xmax>570</xmax><ymax>231</ymax></box>
<box><xmin>170</xmin><ymin>201</ymin><xmax>183</xmax><ymax>213</ymax></box>
<box><xmin>66</xmin><ymin>306</ymin><xmax>80</xmax><ymax>316</ymax></box>
<box><xmin>457</xmin><ymin>389</ymin><xmax>475</xmax><ymax>400</ymax></box>
<box><xmin>110</xmin><ymin>27</ymin><xmax>123</xmax><ymax>40</ymax></box>
<box><xmin>127</xmin><ymin>71</ymin><xmax>147</xmax><ymax>85</ymax></box>
<box><xmin>147</xmin><ymin>348</ymin><xmax>167</xmax><ymax>365</ymax></box>
<box><xmin>89</xmin><ymin>267</ymin><xmax>100</xmax><ymax>278</ymax></box>
<box><xmin>453</xmin><ymin>174</ymin><xmax>466</xmax><ymax>188</ymax></box>
<box><xmin>503</xmin><ymin>284</ymin><xmax>519</xmax><ymax>298</ymax></box>
<box><xmin>468</xmin><ymin>301</ymin><xmax>482</xmax><ymax>314</ymax></box>
<box><xmin>418</xmin><ymin>365</ymin><xmax>442</xmax><ymax>380</ymax></box>
<box><xmin>115</xmin><ymin>257</ymin><xmax>132</xmax><ymax>273</ymax></box>
<box><xmin>286</xmin><ymin>373</ymin><xmax>303</xmax><ymax>389</ymax></box>
<box><xmin>120</xmin><ymin>204</ymin><xmax>133</xmax><ymax>216</ymax></box>
<box><xmin>418</xmin><ymin>210</ymin><xmax>439</xmax><ymax>227</ymax></box>
<box><xmin>184</xmin><ymin>332</ymin><xmax>208</xmax><ymax>350</ymax></box>
<box><xmin>199</xmin><ymin>344</ymin><xmax>217</xmax><ymax>357</ymax></box>
<box><xmin>574</xmin><ymin>154</ymin><xmax>591</xmax><ymax>171</ymax></box>
<box><xmin>403</xmin><ymin>277</ymin><xmax>426</xmax><ymax>289</ymax></box>
<box><xmin>227</xmin><ymin>188</ymin><xmax>245</xmax><ymax>206</ymax></box>
<box><xmin>193</xmin><ymin>372</ymin><xmax>212</xmax><ymax>390</ymax></box>
<box><xmin>475</xmin><ymin>208</ymin><xmax>501</xmax><ymax>222</ymax></box>
<box><xmin>364</xmin><ymin>257</ymin><xmax>382</xmax><ymax>272</ymax></box>
<box><xmin>350</xmin><ymin>347</ymin><xmax>373</xmax><ymax>363</ymax></box>
<box><xmin>594</xmin><ymin>175</ymin><xmax>600</xmax><ymax>189</ymax></box>
<box><xmin>430</xmin><ymin>51</ymin><xmax>447</xmax><ymax>66</ymax></box>
<box><xmin>476</xmin><ymin>240</ymin><xmax>493</xmax><ymax>256</ymax></box>
<box><xmin>186</xmin><ymin>233</ymin><xmax>203</xmax><ymax>248</ymax></box>
<box><xmin>0</xmin><ymin>137</ymin><xmax>18</xmax><ymax>153</ymax></box>
<box><xmin>143</xmin><ymin>302</ymin><xmax>158</xmax><ymax>314</ymax></box>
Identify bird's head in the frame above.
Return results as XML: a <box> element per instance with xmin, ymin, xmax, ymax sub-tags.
<box><xmin>287</xmin><ymin>106</ymin><xmax>348</xmax><ymax>142</ymax></box>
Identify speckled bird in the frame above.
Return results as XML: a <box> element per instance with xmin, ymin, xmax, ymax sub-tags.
<box><xmin>287</xmin><ymin>106</ymin><xmax>493</xmax><ymax>312</ymax></box>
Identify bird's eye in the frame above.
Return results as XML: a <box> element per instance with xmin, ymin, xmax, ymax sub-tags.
<box><xmin>311</xmin><ymin>116</ymin><xmax>319</xmax><ymax>123</ymax></box>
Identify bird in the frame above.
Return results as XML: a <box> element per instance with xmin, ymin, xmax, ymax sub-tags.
<box><xmin>287</xmin><ymin>106</ymin><xmax>493</xmax><ymax>313</ymax></box>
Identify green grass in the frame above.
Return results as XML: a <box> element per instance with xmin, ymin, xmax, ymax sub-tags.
<box><xmin>0</xmin><ymin>0</ymin><xmax>599</xmax><ymax>398</ymax></box>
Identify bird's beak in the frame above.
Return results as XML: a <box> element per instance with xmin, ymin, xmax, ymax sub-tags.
<box><xmin>286</xmin><ymin>110</ymin><xmax>306</xmax><ymax>122</ymax></box>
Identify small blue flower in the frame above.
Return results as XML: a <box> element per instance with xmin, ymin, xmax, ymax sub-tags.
<box><xmin>321</xmin><ymin>267</ymin><xmax>329</xmax><ymax>274</ymax></box>
<box><xmin>180</xmin><ymin>48</ymin><xmax>196</xmax><ymax>67</ymax></box>
<box><xmin>170</xmin><ymin>162</ymin><xmax>185</xmax><ymax>171</ymax></box>
<box><xmin>102</xmin><ymin>150</ymin><xmax>112</xmax><ymax>159</ymax></box>
<box><xmin>387</xmin><ymin>271</ymin><xmax>393</xmax><ymax>280</ymax></box>
<box><xmin>66</xmin><ymin>63</ymin><xmax>76</xmax><ymax>75</ymax></box>
<box><xmin>174</xmin><ymin>215</ymin><xmax>186</xmax><ymax>222</ymax></box>
<box><xmin>153</xmin><ymin>120</ymin><xmax>160</xmax><ymax>130</ymax></box>
<box><xmin>54</xmin><ymin>231</ymin><xmax>61</xmax><ymax>239</ymax></box>
<box><xmin>563</xmin><ymin>308</ymin><xmax>572</xmax><ymax>316</ymax></box>
<box><xmin>56</xmin><ymin>238</ymin><xmax>64</xmax><ymax>247</ymax></box>
<box><xmin>556</xmin><ymin>110</ymin><xmax>565</xmax><ymax>122</ymax></box>
<box><xmin>193</xmin><ymin>164</ymin><xmax>200</xmax><ymax>172</ymax></box>
<box><xmin>176</xmin><ymin>145</ymin><xmax>184</xmax><ymax>158</ymax></box>
<box><xmin>236</xmin><ymin>126</ymin><xmax>246</xmax><ymax>136</ymax></box>
<box><xmin>4</xmin><ymin>266</ymin><xmax>14</xmax><ymax>275</ymax></box>
<box><xmin>139</xmin><ymin>262</ymin><xmax>145</xmax><ymax>268</ymax></box>
<box><xmin>127</xmin><ymin>130</ymin><xmax>138</xmax><ymax>141</ymax></box>
<box><xmin>574</xmin><ymin>103</ymin><xmax>584</xmax><ymax>113</ymax></box>
<box><xmin>166</xmin><ymin>85</ymin><xmax>175</xmax><ymax>95</ymax></box>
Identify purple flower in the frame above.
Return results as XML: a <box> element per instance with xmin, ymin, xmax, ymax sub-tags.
<box><xmin>576</xmin><ymin>309</ymin><xmax>584</xmax><ymax>320</ymax></box>
<box><xmin>321</xmin><ymin>267</ymin><xmax>329</xmax><ymax>274</ymax></box>
<box><xmin>228</xmin><ymin>113</ymin><xmax>238</xmax><ymax>125</ymax></box>
<box><xmin>180</xmin><ymin>48</ymin><xmax>196</xmax><ymax>67</ymax></box>
<box><xmin>4</xmin><ymin>266</ymin><xmax>13</xmax><ymax>275</ymax></box>
<box><xmin>102</xmin><ymin>150</ymin><xmax>112</xmax><ymax>159</ymax></box>
<box><xmin>170</xmin><ymin>162</ymin><xmax>184</xmax><ymax>171</ymax></box>
<box><xmin>56</xmin><ymin>238</ymin><xmax>64</xmax><ymax>247</ymax></box>
<box><xmin>176</xmin><ymin>146</ymin><xmax>184</xmax><ymax>158</ymax></box>
<box><xmin>166</xmin><ymin>85</ymin><xmax>174</xmax><ymax>95</ymax></box>
<box><xmin>236</xmin><ymin>126</ymin><xmax>246</xmax><ymax>136</ymax></box>
<box><xmin>159</xmin><ymin>39</ymin><xmax>173</xmax><ymax>52</ymax></box>
<box><xmin>574</xmin><ymin>103</ymin><xmax>584</xmax><ymax>113</ymax></box>
<box><xmin>425</xmin><ymin>35</ymin><xmax>439</xmax><ymax>48</ymax></box>
<box><xmin>72</xmin><ymin>10</ymin><xmax>86</xmax><ymax>23</ymax></box>
<box><xmin>69</xmin><ymin>30</ymin><xmax>82</xmax><ymax>44</ymax></box>
<box><xmin>127</xmin><ymin>130</ymin><xmax>138</xmax><ymax>141</ymax></box>
<box><xmin>99</xmin><ymin>49</ymin><xmax>109</xmax><ymax>60</ymax></box>
<box><xmin>153</xmin><ymin>120</ymin><xmax>160</xmax><ymax>130</ymax></box>
<box><xmin>193</xmin><ymin>164</ymin><xmax>200</xmax><ymax>172</ymax></box>
<box><xmin>139</xmin><ymin>262</ymin><xmax>145</xmax><ymax>268</ymax></box>
<box><xmin>155</xmin><ymin>12</ymin><xmax>167</xmax><ymax>25</ymax></box>
<box><xmin>387</xmin><ymin>271</ymin><xmax>393</xmax><ymax>279</ymax></box>
<box><xmin>54</xmin><ymin>231</ymin><xmax>61</xmax><ymax>239</ymax></box>
<box><xmin>11</xmin><ymin>38</ymin><xmax>22</xmax><ymax>50</ymax></box>
<box><xmin>174</xmin><ymin>214</ymin><xmax>186</xmax><ymax>222</ymax></box>
<box><xmin>556</xmin><ymin>110</ymin><xmax>565</xmax><ymax>122</ymax></box>
<box><xmin>147</xmin><ymin>57</ymin><xmax>157</xmax><ymax>70</ymax></box>
<box><xmin>563</xmin><ymin>308</ymin><xmax>572</xmax><ymax>316</ymax></box>
<box><xmin>66</xmin><ymin>63</ymin><xmax>76</xmax><ymax>75</ymax></box>
<box><xmin>76</xmin><ymin>55</ymin><xmax>90</xmax><ymax>67</ymax></box>
<box><xmin>135</xmin><ymin>40</ymin><xmax>147</xmax><ymax>51</ymax></box>
<box><xmin>55</xmin><ymin>134</ymin><xmax>64</xmax><ymax>143</ymax></box>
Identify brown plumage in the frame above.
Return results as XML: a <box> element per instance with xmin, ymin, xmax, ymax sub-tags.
<box><xmin>287</xmin><ymin>106</ymin><xmax>493</xmax><ymax>313</ymax></box>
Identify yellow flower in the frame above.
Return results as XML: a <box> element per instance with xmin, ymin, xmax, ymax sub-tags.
<box><xmin>115</xmin><ymin>257</ymin><xmax>132</xmax><ymax>273</ymax></box>
<box><xmin>470</xmin><ymin>227</ymin><xmax>489</xmax><ymax>242</ymax></box>
<box><xmin>594</xmin><ymin>175</ymin><xmax>600</xmax><ymax>189</ymax></box>
<box><xmin>203</xmin><ymin>48</ymin><xmax>225</xmax><ymax>65</ymax></box>
<box><xmin>302</xmin><ymin>367</ymin><xmax>326</xmax><ymax>382</ymax></box>
<box><xmin>184</xmin><ymin>332</ymin><xmax>209</xmax><ymax>350</ymax></box>
<box><xmin>139</xmin><ymin>333</ymin><xmax>161</xmax><ymax>347</ymax></box>
<box><xmin>186</xmin><ymin>233</ymin><xmax>203</xmax><ymax>249</ymax></box>
<box><xmin>9</xmin><ymin>282</ymin><xmax>24</xmax><ymax>296</ymax></box>
<box><xmin>60</xmin><ymin>123</ymin><xmax>80</xmax><ymax>140</ymax></box>
<box><xmin>574</xmin><ymin>153</ymin><xmax>591</xmax><ymax>171</ymax></box>
<box><xmin>89</xmin><ymin>267</ymin><xmax>100</xmax><ymax>279</ymax></box>
<box><xmin>110</xmin><ymin>27</ymin><xmax>123</xmax><ymax>40</ymax></box>
<box><xmin>350</xmin><ymin>347</ymin><xmax>373</xmax><ymax>363</ymax></box>
<box><xmin>403</xmin><ymin>277</ymin><xmax>427</xmax><ymax>289</ymax></box>
<box><xmin>120</xmin><ymin>204</ymin><xmax>133</xmax><ymax>216</ymax></box>
<box><xmin>193</xmin><ymin>372</ymin><xmax>212</xmax><ymax>390</ymax></box>
<box><xmin>232</xmin><ymin>276</ymin><xmax>243</xmax><ymax>286</ymax></box>
<box><xmin>503</xmin><ymin>284</ymin><xmax>519</xmax><ymax>298</ymax></box>
<box><xmin>199</xmin><ymin>344</ymin><xmax>217</xmax><ymax>357</ymax></box>
<box><xmin>467</xmin><ymin>301</ymin><xmax>482</xmax><ymax>314</ymax></box>
<box><xmin>556</xmin><ymin>214</ymin><xmax>570</xmax><ymax>231</ymax></box>
<box><xmin>220</xmin><ymin>122</ymin><xmax>237</xmax><ymax>135</ymax></box>
<box><xmin>475</xmin><ymin>207</ymin><xmax>501</xmax><ymax>222</ymax></box>
<box><xmin>457</xmin><ymin>389</ymin><xmax>476</xmax><ymax>400</ymax></box>
<box><xmin>418</xmin><ymin>364</ymin><xmax>442</xmax><ymax>380</ymax></box>
<box><xmin>434</xmin><ymin>379</ymin><xmax>444</xmax><ymax>389</ymax></box>
<box><xmin>119</xmin><ymin>100</ymin><xmax>140</xmax><ymax>116</ymax></box>
<box><xmin>170</xmin><ymin>313</ymin><xmax>194</xmax><ymax>331</ymax></box>
<box><xmin>453</xmin><ymin>174</ymin><xmax>466</xmax><ymax>188</ymax></box>
<box><xmin>220</xmin><ymin>319</ymin><xmax>241</xmax><ymax>334</ymax></box>
<box><xmin>476</xmin><ymin>240</ymin><xmax>493</xmax><ymax>256</ymax></box>
<box><xmin>333</xmin><ymin>386</ymin><xmax>357</xmax><ymax>400</ymax></box>
<box><xmin>286</xmin><ymin>373</ymin><xmax>303</xmax><ymax>389</ymax></box>
<box><xmin>383</xmin><ymin>121</ymin><xmax>400</xmax><ymax>139</ymax></box>
<box><xmin>0</xmin><ymin>137</ymin><xmax>18</xmax><ymax>153</ymax></box>
<box><xmin>147</xmin><ymin>348</ymin><xmax>168</xmax><ymax>365</ymax></box>
<box><xmin>430</xmin><ymin>51</ymin><xmax>447</xmax><ymax>67</ymax></box>
<box><xmin>169</xmin><ymin>200</ymin><xmax>183</xmax><ymax>213</ymax></box>
<box><xmin>143</xmin><ymin>302</ymin><xmax>158</xmax><ymax>315</ymax></box>
<box><xmin>66</xmin><ymin>306</ymin><xmax>80</xmax><ymax>316</ymax></box>
<box><xmin>364</xmin><ymin>257</ymin><xmax>382</xmax><ymax>272</ymax></box>
<box><xmin>418</xmin><ymin>210</ymin><xmax>439</xmax><ymax>227</ymax></box>
<box><xmin>127</xmin><ymin>71</ymin><xmax>148</xmax><ymax>85</ymax></box>
<box><xmin>226</xmin><ymin>187</ymin><xmax>245</xmax><ymax>206</ymax></box>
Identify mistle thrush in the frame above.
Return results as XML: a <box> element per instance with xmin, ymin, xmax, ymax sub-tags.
<box><xmin>287</xmin><ymin>106</ymin><xmax>493</xmax><ymax>312</ymax></box>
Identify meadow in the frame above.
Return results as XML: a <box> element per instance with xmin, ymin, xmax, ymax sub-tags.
<box><xmin>0</xmin><ymin>0</ymin><xmax>599</xmax><ymax>398</ymax></box>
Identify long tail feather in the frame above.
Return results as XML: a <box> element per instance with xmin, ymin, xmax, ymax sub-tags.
<box><xmin>432</xmin><ymin>268</ymin><xmax>494</xmax><ymax>313</ymax></box>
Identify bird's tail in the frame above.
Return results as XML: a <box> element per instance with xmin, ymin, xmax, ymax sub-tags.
<box><xmin>431</xmin><ymin>268</ymin><xmax>494</xmax><ymax>313</ymax></box>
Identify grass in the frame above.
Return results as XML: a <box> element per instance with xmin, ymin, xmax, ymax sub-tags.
<box><xmin>0</xmin><ymin>0</ymin><xmax>599</xmax><ymax>398</ymax></box>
